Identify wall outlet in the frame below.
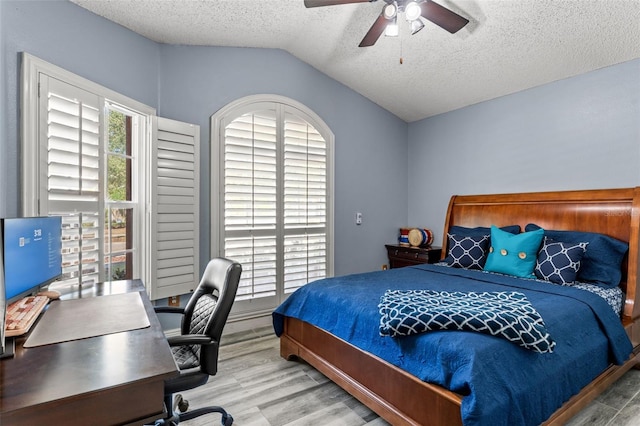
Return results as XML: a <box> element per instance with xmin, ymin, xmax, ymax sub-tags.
<box><xmin>168</xmin><ymin>295</ymin><xmax>180</xmax><ymax>307</ymax></box>
<box><xmin>382</xmin><ymin>264</ymin><xmax>388</xmax><ymax>270</ymax></box>
<box><xmin>355</xmin><ymin>212</ymin><xmax>363</xmax><ymax>225</ymax></box>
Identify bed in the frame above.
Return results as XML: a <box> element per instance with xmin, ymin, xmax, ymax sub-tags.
<box><xmin>273</xmin><ymin>187</ymin><xmax>640</xmax><ymax>425</ymax></box>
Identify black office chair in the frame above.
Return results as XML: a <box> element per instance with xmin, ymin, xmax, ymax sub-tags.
<box><xmin>153</xmin><ymin>257</ymin><xmax>242</xmax><ymax>426</ymax></box>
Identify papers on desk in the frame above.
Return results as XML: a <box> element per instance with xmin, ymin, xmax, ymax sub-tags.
<box><xmin>24</xmin><ymin>292</ymin><xmax>151</xmax><ymax>348</ymax></box>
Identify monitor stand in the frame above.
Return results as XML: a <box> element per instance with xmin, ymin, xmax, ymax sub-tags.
<box><xmin>0</xmin><ymin>337</ymin><xmax>15</xmax><ymax>359</ymax></box>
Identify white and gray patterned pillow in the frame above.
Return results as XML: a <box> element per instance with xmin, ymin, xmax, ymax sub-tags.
<box><xmin>444</xmin><ymin>233</ymin><xmax>490</xmax><ymax>270</ymax></box>
<box><xmin>379</xmin><ymin>289</ymin><xmax>556</xmax><ymax>353</ymax></box>
<box><xmin>534</xmin><ymin>237</ymin><xmax>588</xmax><ymax>285</ymax></box>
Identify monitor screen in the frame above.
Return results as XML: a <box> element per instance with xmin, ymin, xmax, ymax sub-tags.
<box><xmin>3</xmin><ymin>217</ymin><xmax>62</xmax><ymax>304</ymax></box>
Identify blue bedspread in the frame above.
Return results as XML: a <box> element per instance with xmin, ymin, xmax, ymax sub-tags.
<box><xmin>272</xmin><ymin>264</ymin><xmax>633</xmax><ymax>426</ymax></box>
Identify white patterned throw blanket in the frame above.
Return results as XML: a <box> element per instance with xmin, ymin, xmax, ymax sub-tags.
<box><xmin>379</xmin><ymin>290</ymin><xmax>556</xmax><ymax>353</ymax></box>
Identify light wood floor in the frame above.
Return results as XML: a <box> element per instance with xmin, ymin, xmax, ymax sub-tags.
<box><xmin>180</xmin><ymin>327</ymin><xmax>640</xmax><ymax>426</ymax></box>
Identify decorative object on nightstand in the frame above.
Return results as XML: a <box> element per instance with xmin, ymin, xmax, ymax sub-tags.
<box><xmin>398</xmin><ymin>228</ymin><xmax>410</xmax><ymax>246</ymax></box>
<box><xmin>408</xmin><ymin>228</ymin><xmax>434</xmax><ymax>247</ymax></box>
<box><xmin>385</xmin><ymin>244</ymin><xmax>442</xmax><ymax>269</ymax></box>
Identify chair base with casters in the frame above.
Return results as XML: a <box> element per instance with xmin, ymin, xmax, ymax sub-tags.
<box><xmin>153</xmin><ymin>363</ymin><xmax>234</xmax><ymax>426</ymax></box>
<box><xmin>153</xmin><ymin>393</ymin><xmax>233</xmax><ymax>426</ymax></box>
<box><xmin>151</xmin><ymin>257</ymin><xmax>242</xmax><ymax>426</ymax></box>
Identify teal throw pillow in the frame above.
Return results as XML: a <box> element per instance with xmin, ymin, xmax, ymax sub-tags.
<box><xmin>484</xmin><ymin>226</ymin><xmax>544</xmax><ymax>278</ymax></box>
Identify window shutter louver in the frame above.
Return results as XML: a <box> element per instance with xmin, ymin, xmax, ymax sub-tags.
<box><xmin>220</xmin><ymin>102</ymin><xmax>330</xmax><ymax>311</ymax></box>
<box><xmin>150</xmin><ymin>117</ymin><xmax>200</xmax><ymax>300</ymax></box>
<box><xmin>224</xmin><ymin>110</ymin><xmax>278</xmax><ymax>301</ymax></box>
<box><xmin>42</xmin><ymin>76</ymin><xmax>102</xmax><ymax>287</ymax></box>
<box><xmin>283</xmin><ymin>111</ymin><xmax>327</xmax><ymax>294</ymax></box>
<box><xmin>25</xmin><ymin>54</ymin><xmax>192</xmax><ymax>299</ymax></box>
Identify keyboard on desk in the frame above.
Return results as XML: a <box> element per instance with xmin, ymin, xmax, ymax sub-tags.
<box><xmin>5</xmin><ymin>295</ymin><xmax>50</xmax><ymax>337</ymax></box>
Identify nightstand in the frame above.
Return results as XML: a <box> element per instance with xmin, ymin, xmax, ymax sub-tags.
<box><xmin>385</xmin><ymin>244</ymin><xmax>442</xmax><ymax>269</ymax></box>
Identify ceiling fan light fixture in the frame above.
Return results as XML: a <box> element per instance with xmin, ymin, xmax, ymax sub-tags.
<box><xmin>410</xmin><ymin>18</ymin><xmax>425</xmax><ymax>35</ymax></box>
<box><xmin>384</xmin><ymin>18</ymin><xmax>399</xmax><ymax>37</ymax></box>
<box><xmin>404</xmin><ymin>1</ymin><xmax>422</xmax><ymax>22</ymax></box>
<box><xmin>382</xmin><ymin>2</ymin><xmax>398</xmax><ymax>20</ymax></box>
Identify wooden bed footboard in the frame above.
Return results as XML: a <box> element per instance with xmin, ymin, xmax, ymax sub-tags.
<box><xmin>278</xmin><ymin>187</ymin><xmax>640</xmax><ymax>425</ymax></box>
<box><xmin>281</xmin><ymin>317</ymin><xmax>640</xmax><ymax>426</ymax></box>
<box><xmin>281</xmin><ymin>316</ymin><xmax>463</xmax><ymax>426</ymax></box>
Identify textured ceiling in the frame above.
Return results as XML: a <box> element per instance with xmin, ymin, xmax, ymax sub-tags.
<box><xmin>70</xmin><ymin>0</ymin><xmax>640</xmax><ymax>122</ymax></box>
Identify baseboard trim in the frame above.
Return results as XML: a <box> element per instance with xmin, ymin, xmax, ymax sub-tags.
<box><xmin>163</xmin><ymin>312</ymin><xmax>273</xmax><ymax>339</ymax></box>
<box><xmin>224</xmin><ymin>313</ymin><xmax>272</xmax><ymax>335</ymax></box>
<box><xmin>164</xmin><ymin>327</ymin><xmax>180</xmax><ymax>338</ymax></box>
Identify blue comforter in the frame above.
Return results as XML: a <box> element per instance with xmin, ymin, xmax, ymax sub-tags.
<box><xmin>272</xmin><ymin>264</ymin><xmax>632</xmax><ymax>426</ymax></box>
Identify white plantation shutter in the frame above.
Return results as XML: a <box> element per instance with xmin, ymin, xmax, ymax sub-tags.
<box><xmin>215</xmin><ymin>97</ymin><xmax>333</xmax><ymax>316</ymax></box>
<box><xmin>283</xmin><ymin>110</ymin><xmax>327</xmax><ymax>293</ymax></box>
<box><xmin>39</xmin><ymin>76</ymin><xmax>103</xmax><ymax>286</ymax></box>
<box><xmin>224</xmin><ymin>108</ymin><xmax>278</xmax><ymax>301</ymax></box>
<box><xmin>23</xmin><ymin>53</ymin><xmax>200</xmax><ymax>300</ymax></box>
<box><xmin>150</xmin><ymin>117</ymin><xmax>200</xmax><ymax>300</ymax></box>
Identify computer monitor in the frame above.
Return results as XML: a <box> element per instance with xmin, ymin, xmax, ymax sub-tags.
<box><xmin>3</xmin><ymin>216</ymin><xmax>63</xmax><ymax>303</ymax></box>
<box><xmin>0</xmin><ymin>216</ymin><xmax>62</xmax><ymax>359</ymax></box>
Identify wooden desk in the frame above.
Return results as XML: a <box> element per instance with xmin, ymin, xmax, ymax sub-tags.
<box><xmin>0</xmin><ymin>280</ymin><xmax>178</xmax><ymax>425</ymax></box>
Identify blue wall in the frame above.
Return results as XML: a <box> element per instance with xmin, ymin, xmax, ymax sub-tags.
<box><xmin>0</xmin><ymin>0</ymin><xmax>159</xmax><ymax>216</ymax></box>
<box><xmin>407</xmin><ymin>59</ymin><xmax>640</xmax><ymax>245</ymax></box>
<box><xmin>0</xmin><ymin>0</ymin><xmax>409</xmax><ymax>278</ymax></box>
<box><xmin>2</xmin><ymin>1</ymin><xmax>638</xmax><ymax>279</ymax></box>
<box><xmin>158</xmin><ymin>45</ymin><xmax>408</xmax><ymax>275</ymax></box>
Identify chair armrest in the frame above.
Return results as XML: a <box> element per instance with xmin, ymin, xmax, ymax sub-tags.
<box><xmin>167</xmin><ymin>334</ymin><xmax>213</xmax><ymax>347</ymax></box>
<box><xmin>154</xmin><ymin>306</ymin><xmax>185</xmax><ymax>315</ymax></box>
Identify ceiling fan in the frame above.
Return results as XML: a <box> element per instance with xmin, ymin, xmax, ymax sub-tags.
<box><xmin>304</xmin><ymin>0</ymin><xmax>469</xmax><ymax>47</ymax></box>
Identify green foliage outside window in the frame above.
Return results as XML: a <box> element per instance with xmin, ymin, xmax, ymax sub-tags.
<box><xmin>108</xmin><ymin>110</ymin><xmax>127</xmax><ymax>201</ymax></box>
<box><xmin>111</xmin><ymin>267</ymin><xmax>126</xmax><ymax>280</ymax></box>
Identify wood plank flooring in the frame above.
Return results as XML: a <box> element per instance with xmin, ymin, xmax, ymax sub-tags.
<box><xmin>179</xmin><ymin>327</ymin><xmax>640</xmax><ymax>426</ymax></box>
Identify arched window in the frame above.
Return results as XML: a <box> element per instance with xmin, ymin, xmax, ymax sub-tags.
<box><xmin>211</xmin><ymin>95</ymin><xmax>334</xmax><ymax>316</ymax></box>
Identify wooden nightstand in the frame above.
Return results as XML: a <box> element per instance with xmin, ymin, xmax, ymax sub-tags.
<box><xmin>385</xmin><ymin>244</ymin><xmax>442</xmax><ymax>269</ymax></box>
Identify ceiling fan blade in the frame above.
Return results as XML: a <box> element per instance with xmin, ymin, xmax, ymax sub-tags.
<box><xmin>304</xmin><ymin>0</ymin><xmax>373</xmax><ymax>8</ymax></box>
<box><xmin>359</xmin><ymin>13</ymin><xmax>390</xmax><ymax>47</ymax></box>
<box><xmin>420</xmin><ymin>0</ymin><xmax>469</xmax><ymax>33</ymax></box>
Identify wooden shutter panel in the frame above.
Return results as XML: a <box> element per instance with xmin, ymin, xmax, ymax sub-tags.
<box><xmin>283</xmin><ymin>111</ymin><xmax>327</xmax><ymax>294</ymax></box>
<box><xmin>223</xmin><ymin>110</ymin><xmax>278</xmax><ymax>301</ymax></box>
<box><xmin>39</xmin><ymin>76</ymin><xmax>103</xmax><ymax>287</ymax></box>
<box><xmin>220</xmin><ymin>104</ymin><xmax>329</xmax><ymax>306</ymax></box>
<box><xmin>150</xmin><ymin>117</ymin><xmax>200</xmax><ymax>300</ymax></box>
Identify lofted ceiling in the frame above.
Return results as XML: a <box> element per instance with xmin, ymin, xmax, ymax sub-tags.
<box><xmin>70</xmin><ymin>0</ymin><xmax>640</xmax><ymax>122</ymax></box>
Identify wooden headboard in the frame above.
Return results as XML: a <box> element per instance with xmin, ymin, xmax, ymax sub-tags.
<box><xmin>441</xmin><ymin>187</ymin><xmax>640</xmax><ymax>344</ymax></box>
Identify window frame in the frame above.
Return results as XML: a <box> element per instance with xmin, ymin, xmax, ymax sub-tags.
<box><xmin>103</xmin><ymin>102</ymin><xmax>142</xmax><ymax>282</ymax></box>
<box><xmin>211</xmin><ymin>94</ymin><xmax>335</xmax><ymax>319</ymax></box>
<box><xmin>21</xmin><ymin>53</ymin><xmax>154</xmax><ymax>289</ymax></box>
